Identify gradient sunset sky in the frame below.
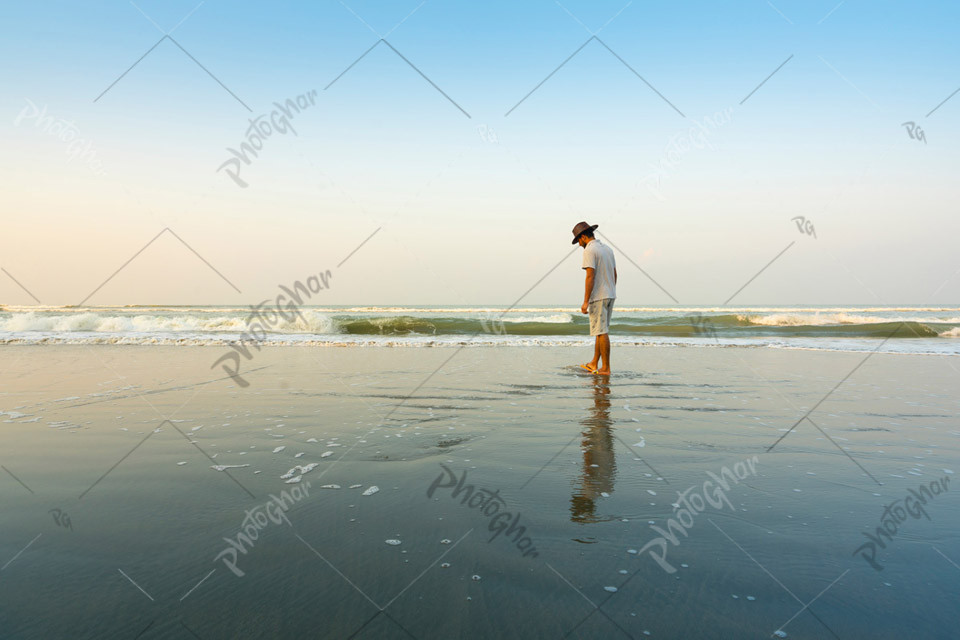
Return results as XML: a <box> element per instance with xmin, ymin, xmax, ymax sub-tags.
<box><xmin>2</xmin><ymin>0</ymin><xmax>958</xmax><ymax>306</ymax></box>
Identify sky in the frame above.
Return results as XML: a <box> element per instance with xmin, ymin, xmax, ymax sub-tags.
<box><xmin>1</xmin><ymin>0</ymin><xmax>959</xmax><ymax>307</ymax></box>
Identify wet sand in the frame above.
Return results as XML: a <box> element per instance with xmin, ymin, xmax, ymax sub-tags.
<box><xmin>0</xmin><ymin>345</ymin><xmax>958</xmax><ymax>639</ymax></box>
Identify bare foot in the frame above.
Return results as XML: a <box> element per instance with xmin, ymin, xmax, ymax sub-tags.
<box><xmin>596</xmin><ymin>368</ymin><xmax>611</xmax><ymax>376</ymax></box>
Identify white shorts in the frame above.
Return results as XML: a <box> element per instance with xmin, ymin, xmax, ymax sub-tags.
<box><xmin>588</xmin><ymin>298</ymin><xmax>614</xmax><ymax>336</ymax></box>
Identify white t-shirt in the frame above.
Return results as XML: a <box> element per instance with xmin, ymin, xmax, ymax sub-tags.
<box><xmin>582</xmin><ymin>239</ymin><xmax>616</xmax><ymax>302</ymax></box>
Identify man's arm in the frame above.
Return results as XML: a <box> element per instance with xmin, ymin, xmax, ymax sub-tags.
<box><xmin>614</xmin><ymin>267</ymin><xmax>617</xmax><ymax>284</ymax></box>
<box><xmin>581</xmin><ymin>267</ymin><xmax>595</xmax><ymax>314</ymax></box>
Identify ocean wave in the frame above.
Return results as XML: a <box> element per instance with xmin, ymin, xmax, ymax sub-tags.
<box><xmin>1</xmin><ymin>308</ymin><xmax>956</xmax><ymax>341</ymax></box>
<box><xmin>2</xmin><ymin>333</ymin><xmax>958</xmax><ymax>355</ymax></box>
<box><xmin>741</xmin><ymin>313</ymin><xmax>960</xmax><ymax>326</ymax></box>
<box><xmin>0</xmin><ymin>310</ymin><xmax>338</xmax><ymax>334</ymax></box>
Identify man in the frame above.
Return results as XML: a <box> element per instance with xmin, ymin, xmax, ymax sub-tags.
<box><xmin>571</xmin><ymin>221</ymin><xmax>617</xmax><ymax>375</ymax></box>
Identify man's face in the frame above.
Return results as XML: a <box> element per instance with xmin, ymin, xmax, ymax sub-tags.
<box><xmin>578</xmin><ymin>235</ymin><xmax>589</xmax><ymax>247</ymax></box>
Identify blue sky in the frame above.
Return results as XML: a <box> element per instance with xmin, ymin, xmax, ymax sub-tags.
<box><xmin>1</xmin><ymin>0</ymin><xmax>958</xmax><ymax>306</ymax></box>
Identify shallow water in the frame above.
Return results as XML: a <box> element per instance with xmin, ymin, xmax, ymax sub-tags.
<box><xmin>0</xmin><ymin>345</ymin><xmax>958</xmax><ymax>638</ymax></box>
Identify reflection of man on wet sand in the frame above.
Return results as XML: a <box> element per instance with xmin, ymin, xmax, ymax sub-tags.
<box><xmin>570</xmin><ymin>380</ymin><xmax>618</xmax><ymax>523</ymax></box>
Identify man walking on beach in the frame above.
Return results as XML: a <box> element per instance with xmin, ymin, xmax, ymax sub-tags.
<box><xmin>572</xmin><ymin>221</ymin><xmax>617</xmax><ymax>375</ymax></box>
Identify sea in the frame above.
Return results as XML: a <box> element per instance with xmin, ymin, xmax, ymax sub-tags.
<box><xmin>2</xmin><ymin>305</ymin><xmax>959</xmax><ymax>355</ymax></box>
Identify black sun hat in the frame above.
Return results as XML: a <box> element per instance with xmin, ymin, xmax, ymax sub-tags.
<box><xmin>571</xmin><ymin>221</ymin><xmax>599</xmax><ymax>244</ymax></box>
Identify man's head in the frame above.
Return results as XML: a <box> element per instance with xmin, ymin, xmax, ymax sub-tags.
<box><xmin>571</xmin><ymin>221</ymin><xmax>598</xmax><ymax>245</ymax></box>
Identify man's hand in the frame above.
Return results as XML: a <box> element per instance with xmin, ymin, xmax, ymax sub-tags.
<box><xmin>582</xmin><ymin>267</ymin><xmax>595</xmax><ymax>316</ymax></box>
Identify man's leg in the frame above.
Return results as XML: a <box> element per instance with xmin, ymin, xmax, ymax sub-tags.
<box><xmin>597</xmin><ymin>299</ymin><xmax>613</xmax><ymax>374</ymax></box>
<box><xmin>598</xmin><ymin>334</ymin><xmax>611</xmax><ymax>374</ymax></box>
<box><xmin>588</xmin><ymin>336</ymin><xmax>600</xmax><ymax>370</ymax></box>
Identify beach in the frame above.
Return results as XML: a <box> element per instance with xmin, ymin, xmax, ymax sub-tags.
<box><xmin>1</xmin><ymin>343</ymin><xmax>957</xmax><ymax>639</ymax></box>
